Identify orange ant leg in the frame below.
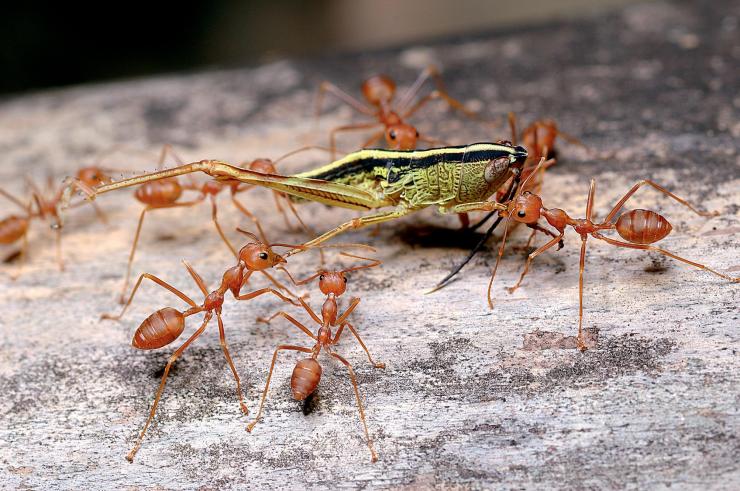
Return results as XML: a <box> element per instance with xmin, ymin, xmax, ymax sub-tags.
<box><xmin>259</xmin><ymin>270</ymin><xmax>304</xmax><ymax>302</ymax></box>
<box><xmin>209</xmin><ymin>195</ymin><xmax>237</xmax><ymax>258</ymax></box>
<box><xmin>507</xmin><ymin>233</ymin><xmax>565</xmax><ymax>294</ymax></box>
<box><xmin>54</xmin><ymin>226</ymin><xmax>64</xmax><ymax>271</ymax></box>
<box><xmin>360</xmin><ymin>131</ymin><xmax>385</xmax><ymax>149</ymax></box>
<box><xmin>103</xmin><ymin>272</ymin><xmax>199</xmax><ymax>320</ymax></box>
<box><xmin>315</xmin><ymin>81</ymin><xmax>375</xmax><ymax>118</ymax></box>
<box><xmin>402</xmin><ymin>89</ymin><xmax>481</xmax><ymax>121</ymax></box>
<box><xmin>592</xmin><ymin>233</ymin><xmax>739</xmax><ymax>282</ymax></box>
<box><xmin>230</xmin><ymin>191</ymin><xmax>269</xmax><ymax>244</ymax></box>
<box><xmin>576</xmin><ymin>237</ymin><xmax>589</xmax><ymax>351</ymax></box>
<box><xmin>418</xmin><ymin>134</ymin><xmax>451</xmax><ymax>147</ymax></box>
<box><xmin>330</xmin><ymin>122</ymin><xmax>383</xmax><ymax>159</ymax></box>
<box><xmin>256</xmin><ymin>311</ymin><xmax>317</xmax><ymax>339</ymax></box>
<box><xmin>126</xmin><ymin>311</ymin><xmax>213</xmax><ymax>462</ymax></box>
<box><xmin>235</xmin><ymin>286</ymin><xmax>301</xmax><ymax>305</ymax></box>
<box><xmin>246</xmin><ymin>344</ymin><xmax>313</xmax><ymax>432</ymax></box>
<box><xmin>216</xmin><ymin>313</ymin><xmax>249</xmax><ymax>415</ymax></box>
<box><xmin>119</xmin><ymin>198</ymin><xmax>205</xmax><ymax>303</ymax></box>
<box><xmin>458</xmin><ymin>213</ymin><xmax>470</xmax><ymax>229</ymax></box>
<box><xmin>334</xmin><ymin>322</ymin><xmax>385</xmax><ymax>369</ymax></box>
<box><xmin>603</xmin><ymin>180</ymin><xmax>718</xmax><ymax>224</ymax></box>
<box><xmin>328</xmin><ymin>350</ymin><xmax>379</xmax><ymax>462</ymax></box>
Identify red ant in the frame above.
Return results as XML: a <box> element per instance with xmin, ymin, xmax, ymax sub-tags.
<box><xmin>316</xmin><ymin>65</ymin><xmax>484</xmax><ymax>156</ymax></box>
<box><xmin>487</xmin><ymin>159</ymin><xmax>739</xmax><ymax>350</ymax></box>
<box><xmin>101</xmin><ymin>229</ymin><xmax>307</xmax><ymax>462</ymax></box>
<box><xmin>246</xmin><ymin>252</ymin><xmax>385</xmax><ymax>462</ymax></box>
<box><xmin>113</xmin><ymin>144</ymin><xmax>324</xmax><ymax>303</ymax></box>
<box><xmin>0</xmin><ymin>166</ymin><xmax>111</xmax><ymax>273</ymax></box>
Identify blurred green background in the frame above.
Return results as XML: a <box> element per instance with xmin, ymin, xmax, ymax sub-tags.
<box><xmin>0</xmin><ymin>0</ymin><xmax>640</xmax><ymax>95</ymax></box>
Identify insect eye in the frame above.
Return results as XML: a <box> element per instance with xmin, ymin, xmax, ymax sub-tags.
<box><xmin>389</xmin><ymin>130</ymin><xmax>396</xmax><ymax>140</ymax></box>
<box><xmin>517</xmin><ymin>210</ymin><xmax>526</xmax><ymax>218</ymax></box>
<box><xmin>258</xmin><ymin>252</ymin><xmax>268</xmax><ymax>260</ymax></box>
<box><xmin>415</xmin><ymin>130</ymin><xmax>419</xmax><ymax>138</ymax></box>
<box><xmin>319</xmin><ymin>274</ymin><xmax>325</xmax><ymax>281</ymax></box>
<box><xmin>343</xmin><ymin>276</ymin><xmax>348</xmax><ymax>283</ymax></box>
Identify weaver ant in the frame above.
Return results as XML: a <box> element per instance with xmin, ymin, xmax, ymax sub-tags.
<box><xmin>487</xmin><ymin>158</ymin><xmax>738</xmax><ymax>350</ymax></box>
<box><xmin>101</xmin><ymin>229</ymin><xmax>306</xmax><ymax>462</ymax></box>
<box><xmin>247</xmin><ymin>251</ymin><xmax>384</xmax><ymax>462</ymax></box>
<box><xmin>1</xmin><ymin>166</ymin><xmax>111</xmax><ymax>274</ymax></box>
<box><xmin>316</xmin><ymin>65</ymin><xmax>484</xmax><ymax>156</ymax></box>
<box><xmin>112</xmin><ymin>144</ymin><xmax>324</xmax><ymax>304</ymax></box>
<box><xmin>432</xmin><ymin>113</ymin><xmax>584</xmax><ymax>291</ymax></box>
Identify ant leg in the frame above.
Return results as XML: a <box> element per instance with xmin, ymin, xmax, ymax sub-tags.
<box><xmin>9</xmin><ymin>230</ymin><xmax>30</xmax><ymax>281</ymax></box>
<box><xmin>236</xmin><ymin>286</ymin><xmax>301</xmax><ymax>306</ymax></box>
<box><xmin>91</xmin><ymin>201</ymin><xmax>109</xmax><ymax>225</ymax></box>
<box><xmin>328</xmin><ymin>350</ymin><xmax>379</xmax><ymax>462</ymax></box>
<box><xmin>256</xmin><ymin>311</ymin><xmax>317</xmax><ymax>339</ymax></box>
<box><xmin>507</xmin><ymin>233</ymin><xmax>565</xmax><ymax>294</ymax></box>
<box><xmin>0</xmin><ymin>187</ymin><xmax>30</xmax><ymax>212</ymax></box>
<box><xmin>360</xmin><ymin>131</ymin><xmax>384</xmax><ymax>149</ymax></box>
<box><xmin>102</xmin><ymin>272</ymin><xmax>199</xmax><ymax>321</ymax></box>
<box><xmin>315</xmin><ymin>81</ymin><xmax>375</xmax><ymax>118</ymax></box>
<box><xmin>334</xmin><ymin>322</ymin><xmax>385</xmax><ymax>369</ymax></box>
<box><xmin>246</xmin><ymin>345</ymin><xmax>313</xmax><ymax>432</ymax></box>
<box><xmin>603</xmin><ymin>180</ymin><xmax>718</xmax><ymax>224</ymax></box>
<box><xmin>54</xmin><ymin>226</ymin><xmax>64</xmax><ymax>271</ymax></box>
<box><xmin>576</xmin><ymin>237</ymin><xmax>589</xmax><ymax>352</ymax></box>
<box><xmin>592</xmin><ymin>232</ymin><xmax>738</xmax><ymax>282</ymax></box>
<box><xmin>403</xmin><ymin>90</ymin><xmax>481</xmax><ymax>122</ymax></box>
<box><xmin>230</xmin><ymin>191</ymin><xmax>269</xmax><ymax>244</ymax></box>
<box><xmin>458</xmin><ymin>213</ymin><xmax>470</xmax><ymax>229</ymax></box>
<box><xmin>209</xmin><ymin>195</ymin><xmax>237</xmax><ymax>258</ymax></box>
<box><xmin>271</xmin><ymin>191</ymin><xmax>293</xmax><ymax>231</ymax></box>
<box><xmin>330</xmin><ymin>122</ymin><xmax>383</xmax><ymax>159</ymax></box>
<box><xmin>216</xmin><ymin>313</ymin><xmax>249</xmax><ymax>415</ymax></box>
<box><xmin>259</xmin><ymin>270</ymin><xmax>305</xmax><ymax>302</ymax></box>
<box><xmin>119</xmin><ymin>199</ymin><xmax>206</xmax><ymax>303</ymax></box>
<box><xmin>120</xmin><ymin>207</ymin><xmax>150</xmax><ymax>303</ymax></box>
<box><xmin>280</xmin><ymin>195</ymin><xmax>326</xmax><ymax>264</ymax></box>
<box><xmin>126</xmin><ymin>311</ymin><xmax>213</xmax><ymax>462</ymax></box>
<box><xmin>180</xmin><ymin>260</ymin><xmax>209</xmax><ymax>296</ymax></box>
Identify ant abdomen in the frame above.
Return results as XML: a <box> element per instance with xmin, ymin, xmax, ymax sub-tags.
<box><xmin>616</xmin><ymin>209</ymin><xmax>672</xmax><ymax>244</ymax></box>
<box><xmin>132</xmin><ymin>307</ymin><xmax>185</xmax><ymax>350</ymax></box>
<box><xmin>0</xmin><ymin>215</ymin><xmax>29</xmax><ymax>244</ymax></box>
<box><xmin>134</xmin><ymin>178</ymin><xmax>182</xmax><ymax>207</ymax></box>
<box><xmin>291</xmin><ymin>358</ymin><xmax>322</xmax><ymax>401</ymax></box>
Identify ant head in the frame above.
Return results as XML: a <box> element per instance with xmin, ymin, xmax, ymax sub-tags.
<box><xmin>201</xmin><ymin>180</ymin><xmax>223</xmax><ymax>195</ymax></box>
<box><xmin>318</xmin><ymin>271</ymin><xmax>348</xmax><ymax>296</ymax></box>
<box><xmin>239</xmin><ymin>242</ymin><xmax>286</xmax><ymax>270</ymax></box>
<box><xmin>510</xmin><ymin>191</ymin><xmax>542</xmax><ymax>224</ymax></box>
<box><xmin>248</xmin><ymin>158</ymin><xmax>277</xmax><ymax>174</ymax></box>
<box><xmin>362</xmin><ymin>75</ymin><xmax>395</xmax><ymax>105</ymax></box>
<box><xmin>385</xmin><ymin>123</ymin><xmax>419</xmax><ymax>150</ymax></box>
<box><xmin>76</xmin><ymin>166</ymin><xmax>111</xmax><ymax>187</ymax></box>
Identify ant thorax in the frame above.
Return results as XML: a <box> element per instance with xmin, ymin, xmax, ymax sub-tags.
<box><xmin>317</xmin><ymin>325</ymin><xmax>333</xmax><ymax>345</ymax></box>
<box><xmin>321</xmin><ymin>296</ymin><xmax>338</xmax><ymax>325</ymax></box>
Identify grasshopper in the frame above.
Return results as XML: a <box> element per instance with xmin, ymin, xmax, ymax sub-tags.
<box><xmin>68</xmin><ymin>142</ymin><xmax>528</xmax><ymax>255</ymax></box>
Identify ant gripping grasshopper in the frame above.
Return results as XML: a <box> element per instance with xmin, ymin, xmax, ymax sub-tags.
<box><xmin>486</xmin><ymin>159</ymin><xmax>739</xmax><ymax>350</ymax></box>
<box><xmin>66</xmin><ymin>142</ymin><xmax>528</xmax><ymax>267</ymax></box>
<box><xmin>101</xmin><ymin>228</ymin><xmax>307</xmax><ymax>462</ymax></box>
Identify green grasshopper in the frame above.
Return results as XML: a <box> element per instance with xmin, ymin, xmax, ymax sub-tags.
<box><xmin>68</xmin><ymin>142</ymin><xmax>528</xmax><ymax>255</ymax></box>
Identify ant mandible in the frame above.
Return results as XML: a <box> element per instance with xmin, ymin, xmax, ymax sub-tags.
<box><xmin>101</xmin><ymin>229</ymin><xmax>306</xmax><ymax>462</ymax></box>
<box><xmin>316</xmin><ymin>65</ymin><xmax>484</xmax><ymax>156</ymax></box>
<box><xmin>487</xmin><ymin>159</ymin><xmax>739</xmax><ymax>350</ymax></box>
<box><xmin>246</xmin><ymin>252</ymin><xmax>385</xmax><ymax>462</ymax></box>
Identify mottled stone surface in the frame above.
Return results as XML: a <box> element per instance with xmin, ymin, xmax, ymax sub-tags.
<box><xmin>1</xmin><ymin>1</ymin><xmax>738</xmax><ymax>489</ymax></box>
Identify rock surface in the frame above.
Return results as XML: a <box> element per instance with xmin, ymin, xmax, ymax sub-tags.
<box><xmin>1</xmin><ymin>0</ymin><xmax>738</xmax><ymax>489</ymax></box>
